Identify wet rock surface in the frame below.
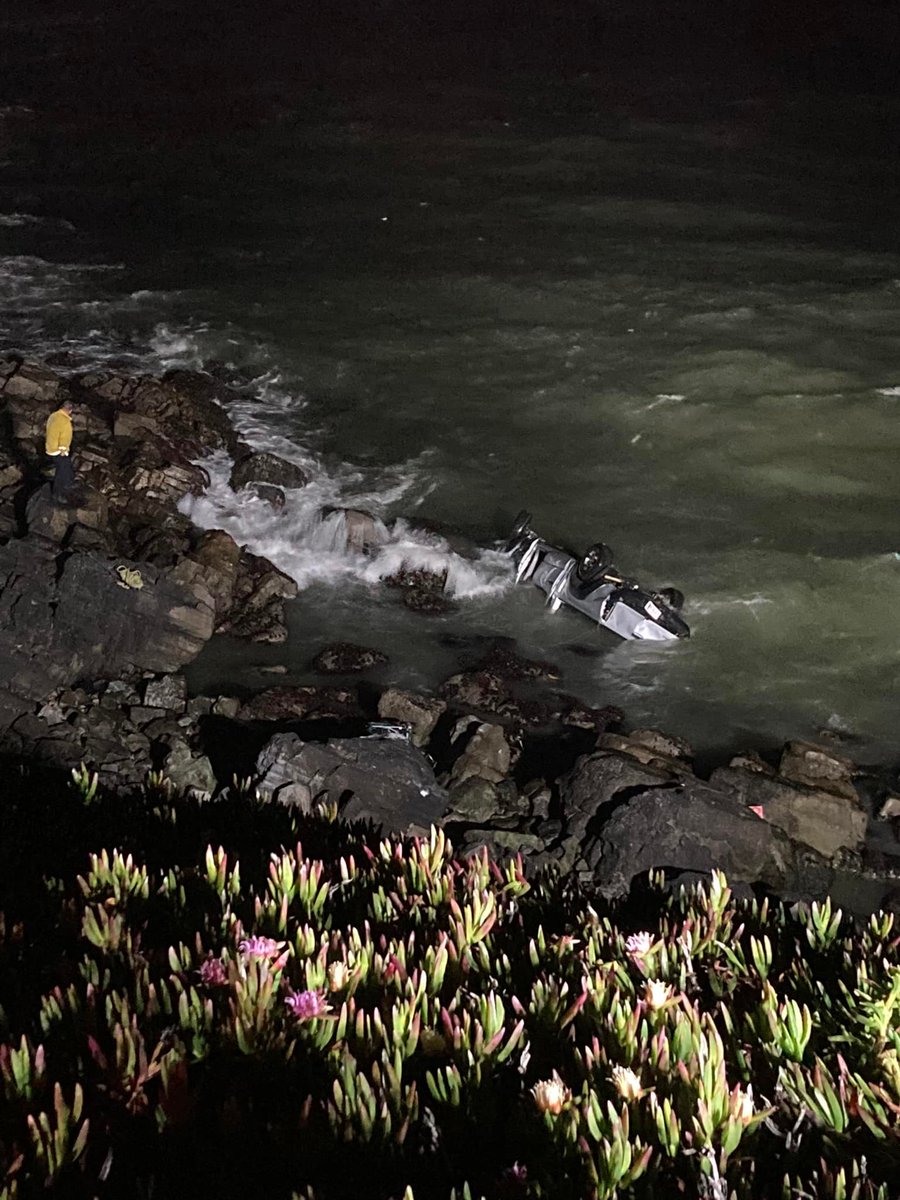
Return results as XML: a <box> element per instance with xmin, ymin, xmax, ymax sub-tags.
<box><xmin>383</xmin><ymin>563</ymin><xmax>453</xmax><ymax>613</ymax></box>
<box><xmin>0</xmin><ymin>359</ymin><xmax>296</xmax><ymax>732</ymax></box>
<box><xmin>311</xmin><ymin>642</ymin><xmax>389</xmax><ymax>674</ymax></box>
<box><xmin>229</xmin><ymin>449</ymin><xmax>309</xmax><ymax>493</ymax></box>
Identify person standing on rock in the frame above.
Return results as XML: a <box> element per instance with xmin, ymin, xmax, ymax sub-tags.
<box><xmin>44</xmin><ymin>398</ymin><xmax>76</xmax><ymax>503</ymax></box>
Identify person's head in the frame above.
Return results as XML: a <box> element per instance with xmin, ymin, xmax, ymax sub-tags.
<box><xmin>59</xmin><ymin>399</ymin><xmax>74</xmax><ymax>414</ymax></box>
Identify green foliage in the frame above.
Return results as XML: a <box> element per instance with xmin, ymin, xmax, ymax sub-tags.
<box><xmin>0</xmin><ymin>776</ymin><xmax>898</xmax><ymax>1199</ymax></box>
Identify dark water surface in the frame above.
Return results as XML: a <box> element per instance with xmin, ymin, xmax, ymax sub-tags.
<box><xmin>3</xmin><ymin>1</ymin><xmax>900</xmax><ymax>761</ymax></box>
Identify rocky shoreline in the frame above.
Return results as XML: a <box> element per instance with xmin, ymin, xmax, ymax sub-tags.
<box><xmin>2</xmin><ymin>354</ymin><xmax>899</xmax><ymax>911</ymax></box>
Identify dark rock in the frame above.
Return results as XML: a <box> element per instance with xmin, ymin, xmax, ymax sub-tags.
<box><xmin>129</xmin><ymin>705</ymin><xmax>170</xmax><ymax>727</ymax></box>
<box><xmin>255</xmin><ymin>731</ymin><xmax>447</xmax><ymax>833</ymax></box>
<box><xmin>55</xmin><ymin>553</ymin><xmax>216</xmax><ymax>676</ymax></box>
<box><xmin>384</xmin><ymin>563</ymin><xmax>453</xmax><ymax>614</ymax></box>
<box><xmin>710</xmin><ymin>765</ymin><xmax>866</xmax><ymax>860</ymax></box>
<box><xmin>117</xmin><ymin>435</ymin><xmax>210</xmax><ymax>504</ymax></box>
<box><xmin>457</xmin><ymin>829</ymin><xmax>545</xmax><ymax>861</ymax></box>
<box><xmin>778</xmin><ymin>739</ymin><xmax>859</xmax><ymax>801</ymax></box>
<box><xmin>311</xmin><ymin>642</ymin><xmax>388</xmax><ymax>674</ymax></box>
<box><xmin>465</xmin><ymin>644</ymin><xmax>560</xmax><ymax>682</ymax></box>
<box><xmin>448</xmin><ymin>721</ymin><xmax>514</xmax><ymax>785</ymax></box>
<box><xmin>377</xmin><ymin>688</ymin><xmax>446</xmax><ymax>748</ymax></box>
<box><xmin>594</xmin><ymin>730</ymin><xmax>695</xmax><ymax>777</ymax></box>
<box><xmin>591</xmin><ymin>781</ymin><xmax>805</xmax><ymax>898</ymax></box>
<box><xmin>438</xmin><ymin>670</ymin><xmax>535</xmax><ymax>726</ymax></box>
<box><xmin>163</xmin><ymin>737</ymin><xmax>216</xmax><ymax>799</ymax></box>
<box><xmin>445</xmin><ymin>777</ymin><xmax>503</xmax><ymax>824</ymax></box>
<box><xmin>143</xmin><ymin>674</ymin><xmax>188</xmax><ymax>712</ymax></box>
<box><xmin>188</xmin><ymin>529</ymin><xmax>241</xmax><ymax>620</ymax></box>
<box><xmin>560</xmin><ymin>751</ymin><xmax>678</xmax><ymax>845</ymax></box>
<box><xmin>249</xmin><ymin>483</ymin><xmax>286</xmax><ymax>509</ymax></box>
<box><xmin>216</xmin><ymin>550</ymin><xmax>298</xmax><ymax>643</ymax></box>
<box><xmin>237</xmin><ymin>685</ymin><xmax>362</xmax><ymax>723</ymax></box>
<box><xmin>0</xmin><ymin>359</ymin><xmax>63</xmax><ymax>403</ymax></box>
<box><xmin>229</xmin><ymin>451</ymin><xmax>308</xmax><ymax>492</ymax></box>
<box><xmin>24</xmin><ymin>485</ymin><xmax>109</xmax><ymax>544</ymax></box>
<box><xmin>322</xmin><ymin>506</ymin><xmax>387</xmax><ymax>552</ymax></box>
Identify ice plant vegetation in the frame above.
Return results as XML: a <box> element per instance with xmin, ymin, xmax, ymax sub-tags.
<box><xmin>0</xmin><ymin>768</ymin><xmax>898</xmax><ymax>1198</ymax></box>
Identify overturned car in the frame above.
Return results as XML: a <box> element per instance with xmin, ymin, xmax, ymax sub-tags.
<box><xmin>504</xmin><ymin>512</ymin><xmax>690</xmax><ymax>642</ymax></box>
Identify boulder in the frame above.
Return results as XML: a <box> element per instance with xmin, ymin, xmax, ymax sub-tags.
<box><xmin>595</xmin><ymin>730</ymin><xmax>694</xmax><ymax>776</ymax></box>
<box><xmin>560</xmin><ymin>750</ymin><xmax>679</xmax><ymax>845</ymax></box>
<box><xmin>143</xmin><ymin>674</ymin><xmax>188</xmax><ymax>712</ymax></box>
<box><xmin>249</xmin><ymin>483</ymin><xmax>285</xmax><ymax>509</ymax></box>
<box><xmin>465</xmin><ymin>644</ymin><xmax>560</xmax><ymax>682</ymax></box>
<box><xmin>229</xmin><ymin>451</ymin><xmax>308</xmax><ymax>492</ymax></box>
<box><xmin>216</xmin><ymin>550</ymin><xmax>298</xmax><ymax>643</ymax></box>
<box><xmin>557</xmin><ymin>697</ymin><xmax>624</xmax><ymax>734</ymax></box>
<box><xmin>311</xmin><ymin>642</ymin><xmax>388</xmax><ymax>674</ymax></box>
<box><xmin>709</xmin><ymin>765</ymin><xmax>867</xmax><ymax>860</ymax></box>
<box><xmin>25</xmin><ymin>485</ymin><xmax>109</xmax><ymax>544</ymax></box>
<box><xmin>255</xmin><ymin>731</ymin><xmax>447</xmax><ymax>834</ymax></box>
<box><xmin>237</xmin><ymin>685</ymin><xmax>362</xmax><ymax>723</ymax></box>
<box><xmin>384</xmin><ymin>564</ymin><xmax>452</xmax><ymax>613</ymax></box>
<box><xmin>438</xmin><ymin>671</ymin><xmax>529</xmax><ymax>725</ymax></box>
<box><xmin>163</xmin><ymin>738</ymin><xmax>216</xmax><ymax>800</ymax></box>
<box><xmin>444</xmin><ymin>777</ymin><xmax>504</xmax><ymax>824</ymax></box>
<box><xmin>449</xmin><ymin>721</ymin><xmax>513</xmax><ymax>785</ymax></box>
<box><xmin>457</xmin><ymin>829</ymin><xmax>545</xmax><ymax>862</ymax></box>
<box><xmin>323</xmin><ymin>507</ymin><xmax>387</xmax><ymax>553</ymax></box>
<box><xmin>0</xmin><ymin>541</ymin><xmax>216</xmax><ymax>725</ymax></box>
<box><xmin>590</xmin><ymin>779</ymin><xmax>804</xmax><ymax>898</ymax></box>
<box><xmin>53</xmin><ymin>552</ymin><xmax>216</xmax><ymax>677</ymax></box>
<box><xmin>189</xmin><ymin>528</ymin><xmax>241</xmax><ymax>620</ymax></box>
<box><xmin>118</xmin><ymin>435</ymin><xmax>210</xmax><ymax>504</ymax></box>
<box><xmin>128</xmin><ymin>370</ymin><xmax>236</xmax><ymax>456</ymax></box>
<box><xmin>778</xmin><ymin>739</ymin><xmax>858</xmax><ymax>802</ymax></box>
<box><xmin>377</xmin><ymin>688</ymin><xmax>446</xmax><ymax>748</ymax></box>
<box><xmin>0</xmin><ymin>358</ymin><xmax>63</xmax><ymax>403</ymax></box>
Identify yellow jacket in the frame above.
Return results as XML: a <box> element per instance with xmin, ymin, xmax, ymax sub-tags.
<box><xmin>45</xmin><ymin>408</ymin><xmax>73</xmax><ymax>456</ymax></box>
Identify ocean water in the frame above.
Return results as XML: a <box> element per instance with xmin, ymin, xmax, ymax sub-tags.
<box><xmin>3</xmin><ymin>3</ymin><xmax>900</xmax><ymax>763</ymax></box>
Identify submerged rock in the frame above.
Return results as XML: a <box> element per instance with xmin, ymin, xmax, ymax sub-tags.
<box><xmin>384</xmin><ymin>563</ymin><xmax>452</xmax><ymax>613</ymax></box>
<box><xmin>229</xmin><ymin>450</ymin><xmax>308</xmax><ymax>492</ymax></box>
<box><xmin>323</xmin><ymin>507</ymin><xmax>387</xmax><ymax>553</ymax></box>
<box><xmin>311</xmin><ymin>642</ymin><xmax>388</xmax><ymax>674</ymax></box>
<box><xmin>237</xmin><ymin>685</ymin><xmax>362</xmax><ymax>723</ymax></box>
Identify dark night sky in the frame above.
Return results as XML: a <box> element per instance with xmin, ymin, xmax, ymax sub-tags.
<box><xmin>2</xmin><ymin>0</ymin><xmax>899</xmax><ymax>120</ymax></box>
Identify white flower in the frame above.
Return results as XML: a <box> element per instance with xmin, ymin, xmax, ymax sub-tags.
<box><xmin>611</xmin><ymin>1065</ymin><xmax>643</xmax><ymax>1101</ymax></box>
<box><xmin>531</xmin><ymin>1071</ymin><xmax>570</xmax><ymax>1114</ymax></box>
<box><xmin>644</xmin><ymin>979</ymin><xmax>674</xmax><ymax>1010</ymax></box>
<box><xmin>735</xmin><ymin>1088</ymin><xmax>754</xmax><ymax>1124</ymax></box>
<box><xmin>625</xmin><ymin>931</ymin><xmax>653</xmax><ymax>959</ymax></box>
<box><xmin>327</xmin><ymin>961</ymin><xmax>350</xmax><ymax>992</ymax></box>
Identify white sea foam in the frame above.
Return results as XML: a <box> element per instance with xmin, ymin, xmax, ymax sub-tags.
<box><xmin>179</xmin><ymin>452</ymin><xmax>513</xmax><ymax>599</ymax></box>
<box><xmin>876</xmin><ymin>386</ymin><xmax>900</xmax><ymax>396</ymax></box>
<box><xmin>0</xmin><ymin>212</ymin><xmax>75</xmax><ymax>229</ymax></box>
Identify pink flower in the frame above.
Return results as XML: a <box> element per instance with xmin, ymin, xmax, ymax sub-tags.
<box><xmin>238</xmin><ymin>936</ymin><xmax>286</xmax><ymax>961</ymax></box>
<box><xmin>285</xmin><ymin>989</ymin><xmax>331</xmax><ymax>1021</ymax></box>
<box><xmin>198</xmin><ymin>956</ymin><xmax>227</xmax><ymax>987</ymax></box>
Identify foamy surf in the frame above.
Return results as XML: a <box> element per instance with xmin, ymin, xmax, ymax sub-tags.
<box><xmin>178</xmin><ymin>451</ymin><xmax>514</xmax><ymax>600</ymax></box>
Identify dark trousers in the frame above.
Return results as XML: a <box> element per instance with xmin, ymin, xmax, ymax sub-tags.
<box><xmin>49</xmin><ymin>453</ymin><xmax>74</xmax><ymax>501</ymax></box>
